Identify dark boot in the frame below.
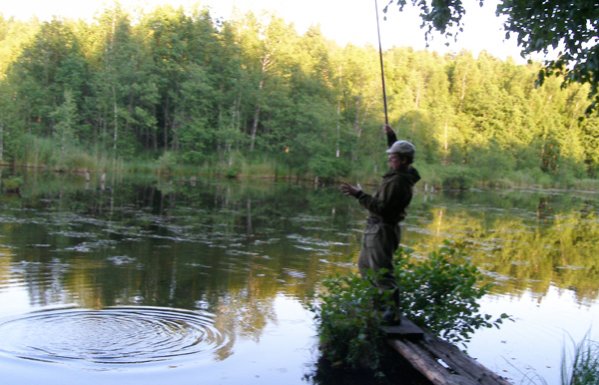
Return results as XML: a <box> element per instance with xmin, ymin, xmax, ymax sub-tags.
<box><xmin>382</xmin><ymin>306</ymin><xmax>401</xmax><ymax>325</ymax></box>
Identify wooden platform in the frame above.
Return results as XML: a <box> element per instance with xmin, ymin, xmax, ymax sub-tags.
<box><xmin>384</xmin><ymin>318</ymin><xmax>512</xmax><ymax>385</ymax></box>
<box><xmin>381</xmin><ymin>316</ymin><xmax>424</xmax><ymax>340</ymax></box>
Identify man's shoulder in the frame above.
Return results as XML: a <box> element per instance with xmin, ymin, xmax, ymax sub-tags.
<box><xmin>384</xmin><ymin>167</ymin><xmax>421</xmax><ymax>185</ymax></box>
<box><xmin>381</xmin><ymin>171</ymin><xmax>406</xmax><ymax>186</ymax></box>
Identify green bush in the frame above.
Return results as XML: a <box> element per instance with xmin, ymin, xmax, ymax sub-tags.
<box><xmin>2</xmin><ymin>176</ymin><xmax>23</xmax><ymax>192</ymax></box>
<box><xmin>21</xmin><ymin>134</ymin><xmax>56</xmax><ymax>167</ymax></box>
<box><xmin>471</xmin><ymin>144</ymin><xmax>517</xmax><ymax>183</ymax></box>
<box><xmin>395</xmin><ymin>243</ymin><xmax>510</xmax><ymax>346</ymax></box>
<box><xmin>157</xmin><ymin>151</ymin><xmax>178</xmax><ymax>175</ymax></box>
<box><xmin>312</xmin><ymin>273</ymin><xmax>389</xmax><ymax>372</ymax></box>
<box><xmin>312</xmin><ymin>242</ymin><xmax>510</xmax><ymax>373</ymax></box>
<box><xmin>61</xmin><ymin>148</ymin><xmax>97</xmax><ymax>171</ymax></box>
<box><xmin>442</xmin><ymin>174</ymin><xmax>474</xmax><ymax>190</ymax></box>
<box><xmin>308</xmin><ymin>155</ymin><xmax>351</xmax><ymax>181</ymax></box>
<box><xmin>439</xmin><ymin>166</ymin><xmax>476</xmax><ymax>190</ymax></box>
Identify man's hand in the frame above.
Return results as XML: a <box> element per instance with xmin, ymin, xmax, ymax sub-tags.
<box><xmin>383</xmin><ymin>124</ymin><xmax>394</xmax><ymax>134</ymax></box>
<box><xmin>340</xmin><ymin>183</ymin><xmax>361</xmax><ymax>197</ymax></box>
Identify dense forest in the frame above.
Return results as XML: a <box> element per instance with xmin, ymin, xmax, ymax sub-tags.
<box><xmin>0</xmin><ymin>5</ymin><xmax>597</xmax><ymax>187</ymax></box>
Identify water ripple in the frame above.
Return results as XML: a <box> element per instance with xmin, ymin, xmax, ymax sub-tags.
<box><xmin>0</xmin><ymin>306</ymin><xmax>229</xmax><ymax>369</ymax></box>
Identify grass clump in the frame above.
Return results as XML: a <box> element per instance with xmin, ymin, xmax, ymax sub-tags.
<box><xmin>562</xmin><ymin>332</ymin><xmax>599</xmax><ymax>385</ymax></box>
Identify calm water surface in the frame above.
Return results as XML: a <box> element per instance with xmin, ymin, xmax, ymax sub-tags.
<box><xmin>0</xmin><ymin>172</ymin><xmax>597</xmax><ymax>385</ymax></box>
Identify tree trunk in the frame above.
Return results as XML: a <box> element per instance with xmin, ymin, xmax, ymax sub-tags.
<box><xmin>110</xmin><ymin>13</ymin><xmax>117</xmax><ymax>156</ymax></box>
<box><xmin>249</xmin><ymin>55</ymin><xmax>270</xmax><ymax>152</ymax></box>
<box><xmin>163</xmin><ymin>98</ymin><xmax>170</xmax><ymax>151</ymax></box>
<box><xmin>172</xmin><ymin>120</ymin><xmax>179</xmax><ymax>152</ymax></box>
<box><xmin>0</xmin><ymin>122</ymin><xmax>3</xmax><ymax>163</ymax></box>
<box><xmin>250</xmin><ymin>102</ymin><xmax>261</xmax><ymax>152</ymax></box>
<box><xmin>336</xmin><ymin>99</ymin><xmax>341</xmax><ymax>158</ymax></box>
<box><xmin>112</xmin><ymin>86</ymin><xmax>118</xmax><ymax>154</ymax></box>
<box><xmin>443</xmin><ymin>120</ymin><xmax>449</xmax><ymax>165</ymax></box>
<box><xmin>458</xmin><ymin>73</ymin><xmax>466</xmax><ymax>112</ymax></box>
<box><xmin>354</xmin><ymin>96</ymin><xmax>362</xmax><ymax>139</ymax></box>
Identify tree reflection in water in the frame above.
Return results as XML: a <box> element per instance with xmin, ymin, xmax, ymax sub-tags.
<box><xmin>0</xmin><ymin>171</ymin><xmax>596</xmax><ymax>383</ymax></box>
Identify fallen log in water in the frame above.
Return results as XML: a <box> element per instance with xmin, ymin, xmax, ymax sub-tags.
<box><xmin>383</xmin><ymin>317</ymin><xmax>511</xmax><ymax>385</ymax></box>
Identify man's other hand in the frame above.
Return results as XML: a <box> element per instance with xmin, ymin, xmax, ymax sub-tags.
<box><xmin>340</xmin><ymin>183</ymin><xmax>361</xmax><ymax>197</ymax></box>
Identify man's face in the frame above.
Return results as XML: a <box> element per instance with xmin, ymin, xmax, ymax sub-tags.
<box><xmin>387</xmin><ymin>154</ymin><xmax>402</xmax><ymax>170</ymax></box>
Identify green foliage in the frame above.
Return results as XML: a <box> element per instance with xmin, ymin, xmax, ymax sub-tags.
<box><xmin>384</xmin><ymin>0</ymin><xmax>466</xmax><ymax>39</ymax></box>
<box><xmin>395</xmin><ymin>243</ymin><xmax>510</xmax><ymax>346</ymax></box>
<box><xmin>312</xmin><ymin>242</ymin><xmax>510</xmax><ymax>372</ymax></box>
<box><xmin>156</xmin><ymin>151</ymin><xmax>178</xmax><ymax>175</ymax></box>
<box><xmin>561</xmin><ymin>332</ymin><xmax>599</xmax><ymax>385</ymax></box>
<box><xmin>13</xmin><ymin>133</ymin><xmax>109</xmax><ymax>172</ymax></box>
<box><xmin>308</xmin><ymin>155</ymin><xmax>351</xmax><ymax>181</ymax></box>
<box><xmin>499</xmin><ymin>1</ymin><xmax>599</xmax><ymax>113</ymax></box>
<box><xmin>470</xmin><ymin>143</ymin><xmax>517</xmax><ymax>182</ymax></box>
<box><xmin>2</xmin><ymin>176</ymin><xmax>23</xmax><ymax>192</ymax></box>
<box><xmin>51</xmin><ymin>89</ymin><xmax>78</xmax><ymax>168</ymax></box>
<box><xmin>312</xmin><ymin>273</ymin><xmax>388</xmax><ymax>372</ymax></box>
<box><xmin>60</xmin><ymin>148</ymin><xmax>97</xmax><ymax>171</ymax></box>
<box><xmin>385</xmin><ymin>0</ymin><xmax>599</xmax><ymax>112</ymax></box>
<box><xmin>440</xmin><ymin>166</ymin><xmax>475</xmax><ymax>190</ymax></box>
<box><xmin>240</xmin><ymin>158</ymin><xmax>278</xmax><ymax>178</ymax></box>
<box><xmin>0</xmin><ymin>5</ymin><xmax>597</xmax><ymax>184</ymax></box>
<box><xmin>8</xmin><ymin>20</ymin><xmax>88</xmax><ymax>137</ymax></box>
<box><xmin>18</xmin><ymin>134</ymin><xmax>57</xmax><ymax>167</ymax></box>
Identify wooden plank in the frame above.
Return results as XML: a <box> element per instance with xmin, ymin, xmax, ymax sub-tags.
<box><xmin>390</xmin><ymin>338</ymin><xmax>465</xmax><ymax>385</ymax></box>
<box><xmin>417</xmin><ymin>334</ymin><xmax>511</xmax><ymax>385</ymax></box>
<box><xmin>387</xmin><ymin>332</ymin><xmax>512</xmax><ymax>385</ymax></box>
<box><xmin>381</xmin><ymin>316</ymin><xmax>424</xmax><ymax>340</ymax></box>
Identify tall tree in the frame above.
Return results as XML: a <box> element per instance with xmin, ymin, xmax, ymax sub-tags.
<box><xmin>51</xmin><ymin>88</ymin><xmax>77</xmax><ymax>166</ymax></box>
<box><xmin>175</xmin><ymin>7</ymin><xmax>224</xmax><ymax>162</ymax></box>
<box><xmin>211</xmin><ymin>20</ymin><xmax>246</xmax><ymax>162</ymax></box>
<box><xmin>0</xmin><ymin>16</ymin><xmax>39</xmax><ymax>77</ymax></box>
<box><xmin>8</xmin><ymin>19</ymin><xmax>88</xmax><ymax>138</ymax></box>
<box><xmin>0</xmin><ymin>17</ymin><xmax>40</xmax><ymax>161</ymax></box>
<box><xmin>231</xmin><ymin>13</ymin><xmax>298</xmax><ymax>152</ymax></box>
<box><xmin>332</xmin><ymin>44</ymin><xmax>381</xmax><ymax>164</ymax></box>
<box><xmin>142</xmin><ymin>6</ymin><xmax>193</xmax><ymax>152</ymax></box>
<box><xmin>90</xmin><ymin>6</ymin><xmax>154</xmax><ymax>156</ymax></box>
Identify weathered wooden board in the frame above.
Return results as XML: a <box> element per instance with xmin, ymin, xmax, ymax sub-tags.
<box><xmin>388</xmin><ymin>329</ymin><xmax>512</xmax><ymax>385</ymax></box>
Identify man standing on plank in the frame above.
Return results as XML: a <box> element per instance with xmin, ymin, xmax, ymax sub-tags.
<box><xmin>340</xmin><ymin>124</ymin><xmax>421</xmax><ymax>324</ymax></box>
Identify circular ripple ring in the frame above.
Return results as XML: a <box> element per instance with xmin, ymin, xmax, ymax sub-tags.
<box><xmin>0</xmin><ymin>306</ymin><xmax>229</xmax><ymax>367</ymax></box>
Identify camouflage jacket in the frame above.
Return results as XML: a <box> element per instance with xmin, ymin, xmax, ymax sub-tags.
<box><xmin>355</xmin><ymin>167</ymin><xmax>421</xmax><ymax>225</ymax></box>
<box><xmin>354</xmin><ymin>128</ymin><xmax>420</xmax><ymax>224</ymax></box>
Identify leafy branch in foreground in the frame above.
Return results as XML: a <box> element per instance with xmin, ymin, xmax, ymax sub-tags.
<box><xmin>311</xmin><ymin>273</ymin><xmax>389</xmax><ymax>372</ymax></box>
<box><xmin>395</xmin><ymin>242</ymin><xmax>510</xmax><ymax>346</ymax></box>
<box><xmin>384</xmin><ymin>0</ymin><xmax>599</xmax><ymax>112</ymax></box>
<box><xmin>311</xmin><ymin>241</ymin><xmax>511</xmax><ymax>372</ymax></box>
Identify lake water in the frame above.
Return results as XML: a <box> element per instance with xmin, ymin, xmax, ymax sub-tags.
<box><xmin>0</xmin><ymin>171</ymin><xmax>597</xmax><ymax>385</ymax></box>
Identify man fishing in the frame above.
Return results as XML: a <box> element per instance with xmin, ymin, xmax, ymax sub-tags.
<box><xmin>340</xmin><ymin>124</ymin><xmax>420</xmax><ymax>324</ymax></box>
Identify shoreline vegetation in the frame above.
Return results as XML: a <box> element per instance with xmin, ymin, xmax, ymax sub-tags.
<box><xmin>2</xmin><ymin>154</ymin><xmax>598</xmax><ymax>194</ymax></box>
<box><xmin>0</xmin><ymin>6</ymin><xmax>597</xmax><ymax>196</ymax></box>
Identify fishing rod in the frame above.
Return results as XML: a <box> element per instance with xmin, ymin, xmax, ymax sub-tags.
<box><xmin>374</xmin><ymin>0</ymin><xmax>389</xmax><ymax>126</ymax></box>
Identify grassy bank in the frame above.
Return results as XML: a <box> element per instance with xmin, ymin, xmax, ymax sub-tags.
<box><xmin>4</xmin><ymin>135</ymin><xmax>598</xmax><ymax>192</ymax></box>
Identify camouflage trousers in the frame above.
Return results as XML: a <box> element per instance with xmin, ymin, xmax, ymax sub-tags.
<box><xmin>358</xmin><ymin>220</ymin><xmax>400</xmax><ymax>306</ymax></box>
